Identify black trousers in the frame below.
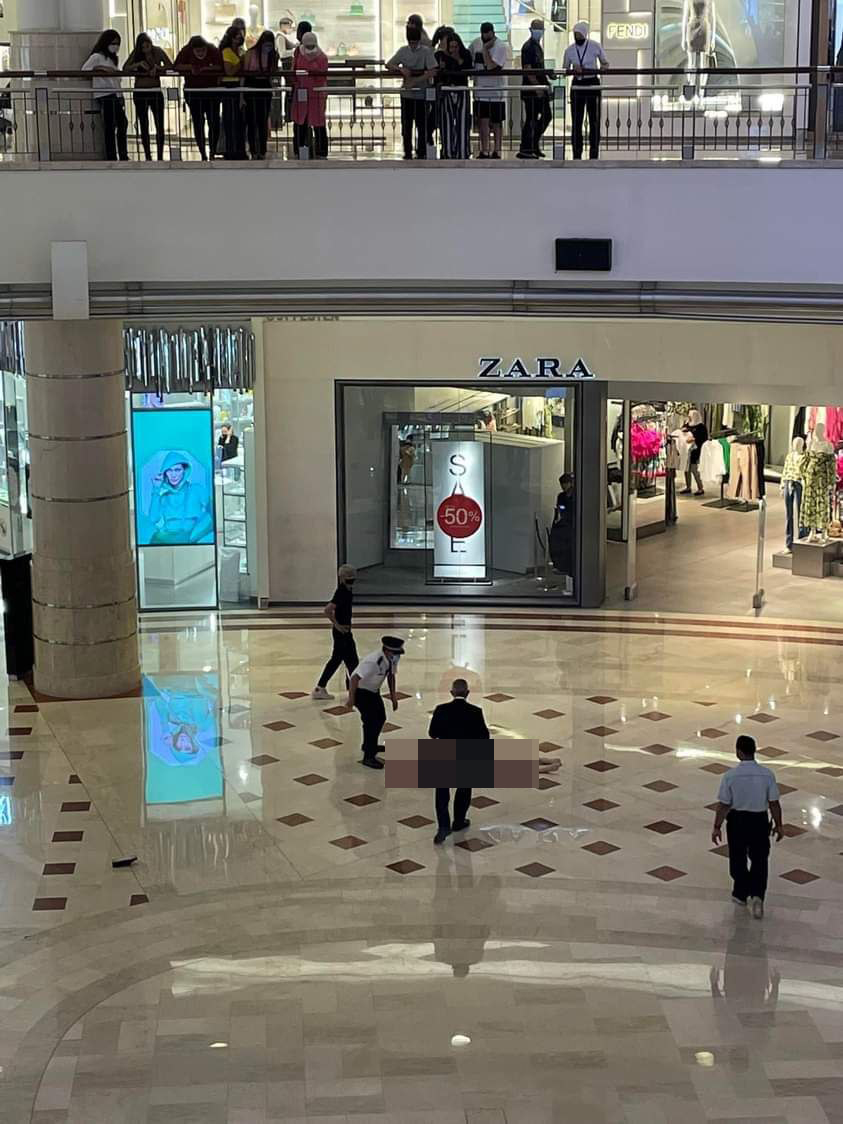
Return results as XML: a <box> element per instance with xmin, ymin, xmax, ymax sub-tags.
<box><xmin>726</xmin><ymin>811</ymin><xmax>771</xmax><ymax>901</ymax></box>
<box><xmin>354</xmin><ymin>688</ymin><xmax>385</xmax><ymax>760</ymax></box>
<box><xmin>133</xmin><ymin>90</ymin><xmax>165</xmax><ymax>159</ymax></box>
<box><xmin>401</xmin><ymin>98</ymin><xmax>429</xmax><ymax>158</ymax></box>
<box><xmin>435</xmin><ymin>788</ymin><xmax>471</xmax><ymax>833</ymax></box>
<box><xmin>185</xmin><ymin>91</ymin><xmax>220</xmax><ymax>159</ymax></box>
<box><xmin>245</xmin><ymin>90</ymin><xmax>272</xmax><ymax>157</ymax></box>
<box><xmin>318</xmin><ymin>628</ymin><xmax>359</xmax><ymax>689</ymax></box>
<box><xmin>293</xmin><ymin>121</ymin><xmax>328</xmax><ymax>158</ymax></box>
<box><xmin>100</xmin><ymin>94</ymin><xmax>128</xmax><ymax>161</ymax></box>
<box><xmin>570</xmin><ymin>85</ymin><xmax>601</xmax><ymax>159</ymax></box>
<box><xmin>521</xmin><ymin>93</ymin><xmax>552</xmax><ymax>154</ymax></box>
<box><xmin>221</xmin><ymin>88</ymin><xmax>246</xmax><ymax>159</ymax></box>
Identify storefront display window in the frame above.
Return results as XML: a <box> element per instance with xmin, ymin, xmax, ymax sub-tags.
<box><xmin>340</xmin><ymin>382</ymin><xmax>577</xmax><ymax>602</ymax></box>
<box><xmin>129</xmin><ymin>387</ymin><xmax>256</xmax><ymax>610</ymax></box>
<box><xmin>0</xmin><ymin>369</ymin><xmax>32</xmax><ymax>559</ymax></box>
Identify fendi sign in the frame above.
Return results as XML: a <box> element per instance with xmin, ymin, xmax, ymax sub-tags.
<box><xmin>477</xmin><ymin>357</ymin><xmax>595</xmax><ymax>380</ymax></box>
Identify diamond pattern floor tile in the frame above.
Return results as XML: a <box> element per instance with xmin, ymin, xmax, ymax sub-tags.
<box><xmin>279</xmin><ymin>691</ymin><xmax>308</xmax><ymax>699</ymax></box>
<box><xmin>456</xmin><ymin>838</ymin><xmax>494</xmax><ymax>852</ymax></box>
<box><xmin>249</xmin><ymin>754</ymin><xmax>280</xmax><ymax>767</ymax></box>
<box><xmin>485</xmin><ymin>693</ymin><xmax>514</xmax><ymax>702</ymax></box>
<box><xmin>646</xmin><ymin>866</ymin><xmax>686</xmax><ymax>881</ymax></box>
<box><xmin>584</xmin><ymin>798</ymin><xmax>619</xmax><ymax>811</ymax></box>
<box><xmin>277</xmin><ymin>813</ymin><xmax>313</xmax><ymax>826</ymax></box>
<box><xmin>644</xmin><ymin>820</ymin><xmax>683</xmax><ymax>835</ymax></box>
<box><xmin>535</xmin><ymin>709</ymin><xmax>565</xmax><ymax>720</ymax></box>
<box><xmin>538</xmin><ymin>777</ymin><xmax>560</xmax><ymax>789</ymax></box>
<box><xmin>345</xmin><ymin>793</ymin><xmax>380</xmax><ymax>807</ymax></box>
<box><xmin>643</xmin><ymin>780</ymin><xmax>677</xmax><ymax>793</ymax></box>
<box><xmin>470</xmin><ymin>795</ymin><xmax>499</xmax><ymax>809</ymax></box>
<box><xmin>264</xmin><ymin>720</ymin><xmax>295</xmax><ymax>732</ymax></box>
<box><xmin>293</xmin><ymin>774</ymin><xmax>328</xmax><ymax>786</ymax></box>
<box><xmin>582</xmin><ymin>840</ymin><xmax>620</xmax><ymax>855</ymax></box>
<box><xmin>746</xmin><ymin>712</ymin><xmax>778</xmax><ymax>723</ymax></box>
<box><xmin>330</xmin><ymin>835</ymin><xmax>367</xmax><ymax>850</ymax></box>
<box><xmin>640</xmin><ymin>711</ymin><xmax>670</xmax><ymax>721</ymax></box>
<box><xmin>701</xmin><ymin>763</ymin><xmax>730</xmax><ymax>774</ymax></box>
<box><xmin>585</xmin><ymin>760</ymin><xmax>618</xmax><ymax>772</ymax></box>
<box><xmin>522</xmin><ymin>817</ymin><xmax>558</xmax><ymax>831</ymax></box>
<box><xmin>516</xmin><ymin>862</ymin><xmax>554</xmax><ymax>878</ymax></box>
<box><xmin>586</xmin><ymin>726</ymin><xmax>617</xmax><ymax>737</ymax></box>
<box><xmin>780</xmin><ymin>869</ymin><xmax>820</xmax><ymax>884</ymax></box>
<box><xmin>309</xmin><ymin>738</ymin><xmax>342</xmax><ymax>749</ymax></box>
<box><xmin>587</xmin><ymin>695</ymin><xmax>617</xmax><ymax>704</ymax></box>
<box><xmin>699</xmin><ymin>728</ymin><xmax>728</xmax><ymax>739</ymax></box>
<box><xmin>807</xmin><ymin>731</ymin><xmax>838</xmax><ymax>741</ymax></box>
<box><xmin>398</xmin><ymin>815</ymin><xmax>434</xmax><ymax>828</ymax></box>
<box><xmin>386</xmin><ymin>859</ymin><xmax>424</xmax><ymax>874</ymax></box>
<box><xmin>642</xmin><ymin>744</ymin><xmax>673</xmax><ymax>756</ymax></box>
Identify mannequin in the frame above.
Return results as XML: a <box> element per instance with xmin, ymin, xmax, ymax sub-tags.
<box><xmin>800</xmin><ymin>423</ymin><xmax>836</xmax><ymax>543</ymax></box>
<box><xmin>681</xmin><ymin>0</ymin><xmax>716</xmax><ymax>100</ymax></box>
<box><xmin>780</xmin><ymin>436</ymin><xmax>805</xmax><ymax>552</ymax></box>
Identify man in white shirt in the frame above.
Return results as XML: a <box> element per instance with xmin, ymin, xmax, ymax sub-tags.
<box><xmin>470</xmin><ymin>22</ymin><xmax>508</xmax><ymax>159</ymax></box>
<box><xmin>562</xmin><ymin>20</ymin><xmax>608</xmax><ymax>160</ymax></box>
<box><xmin>347</xmin><ymin>635</ymin><xmax>405</xmax><ymax>769</ymax></box>
<box><xmin>711</xmin><ymin>735</ymin><xmax>784</xmax><ymax>919</ymax></box>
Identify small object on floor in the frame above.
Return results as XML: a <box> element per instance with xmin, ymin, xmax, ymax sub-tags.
<box><xmin>539</xmin><ymin>757</ymin><xmax>561</xmax><ymax>773</ymax></box>
<box><xmin>361</xmin><ymin>756</ymin><xmax>384</xmax><ymax>770</ymax></box>
<box><xmin>731</xmin><ymin>895</ymin><xmax>747</xmax><ymax>907</ymax></box>
<box><xmin>312</xmin><ymin>686</ymin><xmax>334</xmax><ymax>700</ymax></box>
<box><xmin>112</xmin><ymin>856</ymin><xmax>138</xmax><ymax>868</ymax></box>
<box><xmin>451</xmin><ymin>819</ymin><xmax>470</xmax><ymax>832</ymax></box>
<box><xmin>751</xmin><ymin>896</ymin><xmax>764</xmax><ymax>919</ymax></box>
<box><xmin>434</xmin><ymin>829</ymin><xmax>450</xmax><ymax>845</ymax></box>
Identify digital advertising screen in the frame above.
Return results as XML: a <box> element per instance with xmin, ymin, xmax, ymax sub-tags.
<box><xmin>133</xmin><ymin>409</ymin><xmax>215</xmax><ymax>547</ymax></box>
<box><xmin>142</xmin><ymin>673</ymin><xmax>224</xmax><ymax>807</ymax></box>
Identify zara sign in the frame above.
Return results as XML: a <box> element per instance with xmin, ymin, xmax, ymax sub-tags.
<box><xmin>477</xmin><ymin>356</ymin><xmax>595</xmax><ymax>380</ymax></box>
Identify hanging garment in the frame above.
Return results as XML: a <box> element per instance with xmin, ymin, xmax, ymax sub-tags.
<box><xmin>672</xmin><ymin>430</ymin><xmax>691</xmax><ymax>473</ymax></box>
<box><xmin>800</xmin><ymin>450</ymin><xmax>836</xmax><ymax>531</ymax></box>
<box><xmin>756</xmin><ymin>439</ymin><xmax>767</xmax><ymax>499</ymax></box>
<box><xmin>792</xmin><ymin>406</ymin><xmax>806</xmax><ymax>441</ymax></box>
<box><xmin>718</xmin><ymin>437</ymin><xmax>731</xmax><ymax>477</ymax></box>
<box><xmin>783</xmin><ymin>480</ymin><xmax>804</xmax><ymax>550</ymax></box>
<box><xmin>825</xmin><ymin>406</ymin><xmax>843</xmax><ymax>445</ymax></box>
<box><xmin>699</xmin><ymin>439</ymin><xmax>726</xmax><ymax>483</ymax></box>
<box><xmin>723</xmin><ymin>404</ymin><xmax>734</xmax><ymax>429</ymax></box>
<box><xmin>726</xmin><ymin>442</ymin><xmax>759</xmax><ymax>502</ymax></box>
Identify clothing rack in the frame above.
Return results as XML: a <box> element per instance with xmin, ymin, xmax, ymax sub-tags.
<box><xmin>702</xmin><ymin>429</ymin><xmax>738</xmax><ymax>510</ymax></box>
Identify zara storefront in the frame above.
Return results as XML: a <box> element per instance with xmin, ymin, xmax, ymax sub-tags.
<box><xmin>261</xmin><ymin>315</ymin><xmax>843</xmax><ymax>613</ymax></box>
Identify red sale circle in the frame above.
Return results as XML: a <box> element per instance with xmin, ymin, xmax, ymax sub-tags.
<box><xmin>436</xmin><ymin>494</ymin><xmax>483</xmax><ymax>539</ymax></box>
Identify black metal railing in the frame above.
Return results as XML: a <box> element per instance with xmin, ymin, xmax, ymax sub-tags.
<box><xmin>0</xmin><ymin>67</ymin><xmax>839</xmax><ymax>164</ymax></box>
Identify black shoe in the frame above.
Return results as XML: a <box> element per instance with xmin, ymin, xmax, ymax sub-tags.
<box><xmin>536</xmin><ymin>148</ymin><xmax>547</xmax><ymax>158</ymax></box>
<box><xmin>679</xmin><ymin>488</ymin><xmax>692</xmax><ymax>495</ymax></box>
<box><xmin>478</xmin><ymin>151</ymin><xmax>490</xmax><ymax>159</ymax></box>
<box><xmin>516</xmin><ymin>150</ymin><xmax>537</xmax><ymax>159</ymax></box>
<box><xmin>451</xmin><ymin>819</ymin><xmax>470</xmax><ymax>832</ymax></box>
<box><xmin>434</xmin><ymin>829</ymin><xmax>450</xmax><ymax>845</ymax></box>
<box><xmin>491</xmin><ymin>152</ymin><xmax>501</xmax><ymax>159</ymax></box>
<box><xmin>402</xmin><ymin>153</ymin><xmax>413</xmax><ymax>160</ymax></box>
<box><xmin>361</xmin><ymin>756</ymin><xmax>384</xmax><ymax>770</ymax></box>
<box><xmin>694</xmin><ymin>491</ymin><xmax>705</xmax><ymax>497</ymax></box>
<box><xmin>376</xmin><ymin>744</ymin><xmax>386</xmax><ymax>754</ymax></box>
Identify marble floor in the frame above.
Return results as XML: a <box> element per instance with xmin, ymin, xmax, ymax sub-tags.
<box><xmin>3</xmin><ymin>607</ymin><xmax>843</xmax><ymax>1123</ymax></box>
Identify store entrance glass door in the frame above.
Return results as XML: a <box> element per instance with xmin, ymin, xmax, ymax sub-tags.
<box><xmin>340</xmin><ymin>383</ymin><xmax>577</xmax><ymax>602</ymax></box>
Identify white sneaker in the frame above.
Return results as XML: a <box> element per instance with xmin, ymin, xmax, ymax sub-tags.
<box><xmin>311</xmin><ymin>686</ymin><xmax>334</xmax><ymax>701</ymax></box>
<box><xmin>751</xmin><ymin>897</ymin><xmax>764</xmax><ymax>919</ymax></box>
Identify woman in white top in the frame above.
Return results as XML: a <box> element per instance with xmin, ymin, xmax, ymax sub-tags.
<box><xmin>81</xmin><ymin>30</ymin><xmax>129</xmax><ymax>161</ymax></box>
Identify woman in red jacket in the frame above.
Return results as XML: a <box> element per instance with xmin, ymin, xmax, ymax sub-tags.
<box><xmin>291</xmin><ymin>31</ymin><xmax>329</xmax><ymax>159</ymax></box>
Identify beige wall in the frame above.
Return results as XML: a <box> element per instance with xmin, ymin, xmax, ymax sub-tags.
<box><xmin>263</xmin><ymin>316</ymin><xmax>843</xmax><ymax>602</ymax></box>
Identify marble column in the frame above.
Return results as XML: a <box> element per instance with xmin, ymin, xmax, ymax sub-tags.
<box><xmin>24</xmin><ymin>320</ymin><xmax>140</xmax><ymax>699</ymax></box>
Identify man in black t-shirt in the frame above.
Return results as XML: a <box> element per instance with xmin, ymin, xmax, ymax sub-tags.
<box><xmin>518</xmin><ymin>18</ymin><xmax>553</xmax><ymax>159</ymax></box>
<box><xmin>313</xmin><ymin>564</ymin><xmax>358</xmax><ymax>700</ymax></box>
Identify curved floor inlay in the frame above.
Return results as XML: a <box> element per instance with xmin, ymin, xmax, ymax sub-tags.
<box><xmin>3</xmin><ymin>613</ymin><xmax>843</xmax><ymax>1122</ymax></box>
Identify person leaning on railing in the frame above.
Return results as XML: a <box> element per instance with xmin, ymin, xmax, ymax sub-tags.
<box><xmin>434</xmin><ymin>31</ymin><xmax>472</xmax><ymax>159</ymax></box>
<box><xmin>174</xmin><ymin>36</ymin><xmax>223</xmax><ymax>161</ymax></box>
<box><xmin>81</xmin><ymin>29</ymin><xmax>129</xmax><ymax>161</ymax></box>
<box><xmin>220</xmin><ymin>25</ymin><xmax>247</xmax><ymax>159</ymax></box>
<box><xmin>242</xmin><ymin>31</ymin><xmax>279</xmax><ymax>159</ymax></box>
<box><xmin>518</xmin><ymin>18</ymin><xmax>554</xmax><ymax>160</ymax></box>
<box><xmin>124</xmin><ymin>33</ymin><xmax>172</xmax><ymax>161</ymax></box>
<box><xmin>291</xmin><ymin>32</ymin><xmax>329</xmax><ymax>159</ymax></box>
<box><xmin>387</xmin><ymin>22</ymin><xmax>438</xmax><ymax>160</ymax></box>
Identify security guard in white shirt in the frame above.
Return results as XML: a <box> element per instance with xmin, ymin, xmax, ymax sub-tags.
<box><xmin>711</xmin><ymin>734</ymin><xmax>784</xmax><ymax>919</ymax></box>
<box><xmin>347</xmin><ymin>636</ymin><xmax>405</xmax><ymax>770</ymax></box>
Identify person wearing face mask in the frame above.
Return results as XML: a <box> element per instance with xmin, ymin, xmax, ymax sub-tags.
<box><xmin>175</xmin><ymin>36</ymin><xmax>223</xmax><ymax>160</ymax></box>
<box><xmin>291</xmin><ymin>32</ymin><xmax>329</xmax><ymax>158</ymax></box>
<box><xmin>347</xmin><ymin>636</ymin><xmax>405</xmax><ymax>770</ymax></box>
<box><xmin>387</xmin><ymin>22</ymin><xmax>438</xmax><ymax>159</ymax></box>
<box><xmin>82</xmin><ymin>30</ymin><xmax>129</xmax><ymax>160</ymax></box>
<box><xmin>470</xmin><ymin>22</ymin><xmax>507</xmax><ymax>159</ymax></box>
<box><xmin>435</xmin><ymin>31</ymin><xmax>472</xmax><ymax>159</ymax></box>
<box><xmin>243</xmin><ymin>30</ymin><xmax>278</xmax><ymax>158</ymax></box>
<box><xmin>406</xmin><ymin>13</ymin><xmax>432</xmax><ymax>46</ymax></box>
<box><xmin>518</xmin><ymin>18</ymin><xmax>553</xmax><ymax>159</ymax></box>
<box><xmin>562</xmin><ymin>20</ymin><xmax>609</xmax><ymax>159</ymax></box>
<box><xmin>220</xmin><ymin>25</ymin><xmax>247</xmax><ymax>159</ymax></box>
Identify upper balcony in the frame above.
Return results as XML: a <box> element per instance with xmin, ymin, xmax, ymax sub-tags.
<box><xmin>1</xmin><ymin>65</ymin><xmax>842</xmax><ymax>164</ymax></box>
<box><xmin>2</xmin><ymin>65</ymin><xmax>843</xmax><ymax>320</ymax></box>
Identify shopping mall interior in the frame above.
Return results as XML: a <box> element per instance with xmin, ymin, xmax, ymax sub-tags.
<box><xmin>4</xmin><ymin>1</ymin><xmax>843</xmax><ymax>1105</ymax></box>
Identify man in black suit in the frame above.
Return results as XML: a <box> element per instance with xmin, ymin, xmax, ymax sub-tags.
<box><xmin>428</xmin><ymin>678</ymin><xmax>490</xmax><ymax>845</ymax></box>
